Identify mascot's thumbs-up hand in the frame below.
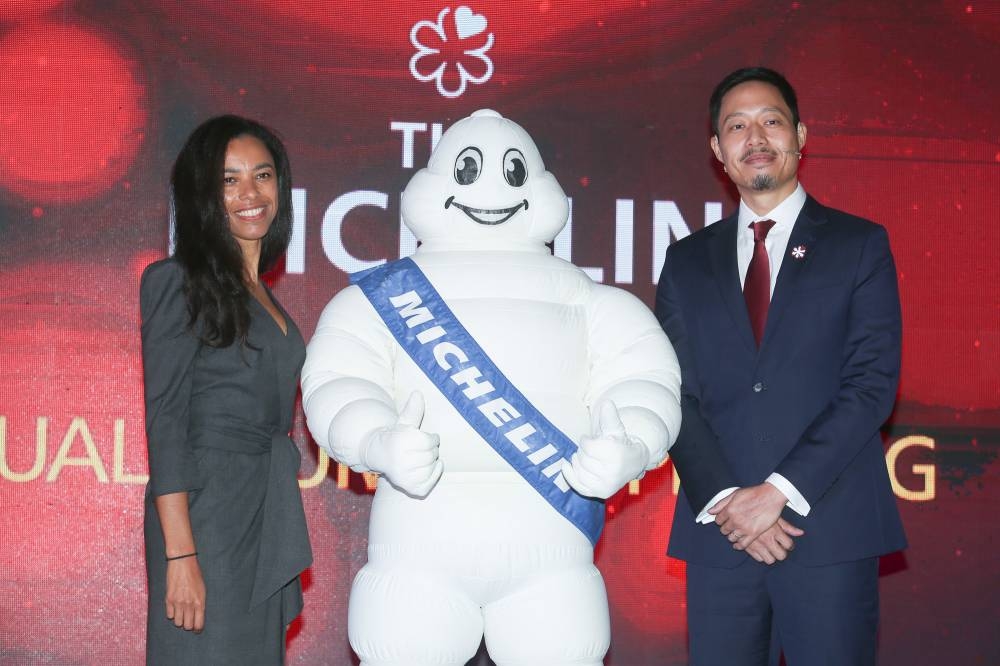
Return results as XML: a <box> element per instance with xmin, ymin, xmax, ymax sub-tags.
<box><xmin>360</xmin><ymin>392</ymin><xmax>443</xmax><ymax>498</ymax></box>
<box><xmin>563</xmin><ymin>401</ymin><xmax>651</xmax><ymax>500</ymax></box>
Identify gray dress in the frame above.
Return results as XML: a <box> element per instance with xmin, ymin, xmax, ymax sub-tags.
<box><xmin>141</xmin><ymin>259</ymin><xmax>312</xmax><ymax>665</ymax></box>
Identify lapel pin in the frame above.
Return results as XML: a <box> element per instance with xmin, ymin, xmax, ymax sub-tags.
<box><xmin>791</xmin><ymin>245</ymin><xmax>807</xmax><ymax>260</ymax></box>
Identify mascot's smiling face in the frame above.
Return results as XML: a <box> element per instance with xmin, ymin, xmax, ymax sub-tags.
<box><xmin>445</xmin><ymin>144</ymin><xmax>529</xmax><ymax>226</ymax></box>
<box><xmin>402</xmin><ymin>109</ymin><xmax>568</xmax><ymax>251</ymax></box>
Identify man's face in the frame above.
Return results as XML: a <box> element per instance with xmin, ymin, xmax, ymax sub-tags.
<box><xmin>711</xmin><ymin>80</ymin><xmax>806</xmax><ymax>200</ymax></box>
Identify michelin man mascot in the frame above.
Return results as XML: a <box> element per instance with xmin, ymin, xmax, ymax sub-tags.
<box><xmin>302</xmin><ymin>110</ymin><xmax>681</xmax><ymax>666</ymax></box>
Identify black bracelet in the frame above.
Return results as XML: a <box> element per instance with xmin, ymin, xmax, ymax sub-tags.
<box><xmin>165</xmin><ymin>551</ymin><xmax>198</xmax><ymax>562</ymax></box>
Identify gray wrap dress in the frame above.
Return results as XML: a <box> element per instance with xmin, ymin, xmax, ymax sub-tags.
<box><xmin>141</xmin><ymin>259</ymin><xmax>312</xmax><ymax>665</ymax></box>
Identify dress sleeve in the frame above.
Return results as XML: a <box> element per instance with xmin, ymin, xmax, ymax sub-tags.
<box><xmin>140</xmin><ymin>260</ymin><xmax>202</xmax><ymax>496</ymax></box>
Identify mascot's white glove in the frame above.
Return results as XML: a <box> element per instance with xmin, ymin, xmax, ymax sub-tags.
<box><xmin>563</xmin><ymin>401</ymin><xmax>650</xmax><ymax>500</ymax></box>
<box><xmin>360</xmin><ymin>392</ymin><xmax>443</xmax><ymax>498</ymax></box>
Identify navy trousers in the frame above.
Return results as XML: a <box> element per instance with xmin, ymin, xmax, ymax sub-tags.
<box><xmin>686</xmin><ymin>557</ymin><xmax>879</xmax><ymax>666</ymax></box>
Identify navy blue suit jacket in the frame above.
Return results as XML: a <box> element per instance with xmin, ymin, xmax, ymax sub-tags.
<box><xmin>655</xmin><ymin>196</ymin><xmax>906</xmax><ymax>568</ymax></box>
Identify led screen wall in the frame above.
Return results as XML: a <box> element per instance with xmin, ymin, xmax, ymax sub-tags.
<box><xmin>1</xmin><ymin>1</ymin><xmax>997</xmax><ymax>664</ymax></box>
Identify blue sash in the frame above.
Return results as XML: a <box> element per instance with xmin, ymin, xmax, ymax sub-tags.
<box><xmin>352</xmin><ymin>257</ymin><xmax>604</xmax><ymax>545</ymax></box>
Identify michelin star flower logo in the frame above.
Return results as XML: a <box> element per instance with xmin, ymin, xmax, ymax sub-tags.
<box><xmin>791</xmin><ymin>245</ymin><xmax>807</xmax><ymax>259</ymax></box>
<box><xmin>409</xmin><ymin>6</ymin><xmax>494</xmax><ymax>99</ymax></box>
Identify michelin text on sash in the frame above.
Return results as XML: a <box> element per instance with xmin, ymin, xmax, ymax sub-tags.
<box><xmin>388</xmin><ymin>289</ymin><xmax>571</xmax><ymax>493</ymax></box>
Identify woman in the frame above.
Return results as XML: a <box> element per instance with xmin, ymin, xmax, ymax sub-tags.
<box><xmin>141</xmin><ymin>115</ymin><xmax>312</xmax><ymax>664</ymax></box>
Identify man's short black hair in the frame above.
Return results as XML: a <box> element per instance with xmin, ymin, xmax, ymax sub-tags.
<box><xmin>709</xmin><ymin>67</ymin><xmax>800</xmax><ymax>136</ymax></box>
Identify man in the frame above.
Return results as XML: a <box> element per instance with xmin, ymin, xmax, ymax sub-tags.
<box><xmin>656</xmin><ymin>67</ymin><xmax>906</xmax><ymax>666</ymax></box>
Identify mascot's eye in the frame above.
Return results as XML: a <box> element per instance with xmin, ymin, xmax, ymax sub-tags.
<box><xmin>454</xmin><ymin>147</ymin><xmax>483</xmax><ymax>185</ymax></box>
<box><xmin>503</xmin><ymin>149</ymin><xmax>528</xmax><ymax>187</ymax></box>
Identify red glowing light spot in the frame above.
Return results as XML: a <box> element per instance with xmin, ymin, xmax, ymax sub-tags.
<box><xmin>579</xmin><ymin>176</ymin><xmax>590</xmax><ymax>187</ymax></box>
<box><xmin>0</xmin><ymin>1</ymin><xmax>64</xmax><ymax>22</ymax></box>
<box><xmin>0</xmin><ymin>24</ymin><xmax>146</xmax><ymax>204</ymax></box>
<box><xmin>665</xmin><ymin>555</ymin><xmax>686</xmax><ymax>580</ymax></box>
<box><xmin>973</xmin><ymin>339</ymin><xmax>981</xmax><ymax>348</ymax></box>
<box><xmin>31</xmin><ymin>206</ymin><xmax>43</xmax><ymax>218</ymax></box>
<box><xmin>239</xmin><ymin>88</ymin><xmax>248</xmax><ymax>96</ymax></box>
<box><xmin>965</xmin><ymin>4</ymin><xmax>973</xmax><ymax>13</ymax></box>
<box><xmin>132</xmin><ymin>251</ymin><xmax>166</xmax><ymax>280</ymax></box>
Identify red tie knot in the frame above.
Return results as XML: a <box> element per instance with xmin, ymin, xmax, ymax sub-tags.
<box><xmin>751</xmin><ymin>219</ymin><xmax>776</xmax><ymax>243</ymax></box>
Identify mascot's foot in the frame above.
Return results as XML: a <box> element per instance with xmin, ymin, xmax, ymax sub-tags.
<box><xmin>351</xmin><ymin>558</ymin><xmax>609</xmax><ymax>666</ymax></box>
<box><xmin>360</xmin><ymin>662</ymin><xmax>467</xmax><ymax>666</ymax></box>
<box><xmin>493</xmin><ymin>662</ymin><xmax>604</xmax><ymax>666</ymax></box>
<box><xmin>361</xmin><ymin>657</ymin><xmax>605</xmax><ymax>666</ymax></box>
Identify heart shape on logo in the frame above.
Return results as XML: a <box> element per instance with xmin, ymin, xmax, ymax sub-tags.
<box><xmin>454</xmin><ymin>6</ymin><xmax>487</xmax><ymax>40</ymax></box>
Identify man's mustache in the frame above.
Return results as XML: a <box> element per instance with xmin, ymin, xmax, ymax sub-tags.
<box><xmin>740</xmin><ymin>147</ymin><xmax>778</xmax><ymax>161</ymax></box>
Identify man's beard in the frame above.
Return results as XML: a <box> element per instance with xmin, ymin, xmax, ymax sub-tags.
<box><xmin>751</xmin><ymin>173</ymin><xmax>777</xmax><ymax>191</ymax></box>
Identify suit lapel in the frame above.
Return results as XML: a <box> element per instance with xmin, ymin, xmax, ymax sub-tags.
<box><xmin>759</xmin><ymin>196</ymin><xmax>828</xmax><ymax>351</ymax></box>
<box><xmin>707</xmin><ymin>215</ymin><xmax>758</xmax><ymax>354</ymax></box>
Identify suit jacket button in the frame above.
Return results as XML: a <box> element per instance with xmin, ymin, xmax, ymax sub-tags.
<box><xmin>752</xmin><ymin>382</ymin><xmax>764</xmax><ymax>393</ymax></box>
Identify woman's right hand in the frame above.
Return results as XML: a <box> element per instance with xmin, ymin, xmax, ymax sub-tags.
<box><xmin>165</xmin><ymin>557</ymin><xmax>206</xmax><ymax>632</ymax></box>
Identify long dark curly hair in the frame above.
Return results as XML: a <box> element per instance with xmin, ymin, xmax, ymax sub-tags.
<box><xmin>170</xmin><ymin>115</ymin><xmax>293</xmax><ymax>348</ymax></box>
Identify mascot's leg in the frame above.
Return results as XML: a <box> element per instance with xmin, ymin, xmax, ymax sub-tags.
<box><xmin>483</xmin><ymin>563</ymin><xmax>610</xmax><ymax>666</ymax></box>
<box><xmin>348</xmin><ymin>556</ymin><xmax>483</xmax><ymax>666</ymax></box>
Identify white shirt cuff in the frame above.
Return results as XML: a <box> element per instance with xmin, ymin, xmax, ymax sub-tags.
<box><xmin>766</xmin><ymin>473</ymin><xmax>811</xmax><ymax>516</ymax></box>
<box><xmin>695</xmin><ymin>487</ymin><xmax>738</xmax><ymax>524</ymax></box>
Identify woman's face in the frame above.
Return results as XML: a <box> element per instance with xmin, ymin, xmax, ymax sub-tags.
<box><xmin>223</xmin><ymin>135</ymin><xmax>278</xmax><ymax>250</ymax></box>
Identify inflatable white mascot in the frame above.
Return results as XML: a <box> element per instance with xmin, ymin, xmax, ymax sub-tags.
<box><xmin>302</xmin><ymin>109</ymin><xmax>681</xmax><ymax>666</ymax></box>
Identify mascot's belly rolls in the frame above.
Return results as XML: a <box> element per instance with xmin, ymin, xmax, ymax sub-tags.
<box><xmin>329</xmin><ymin>249</ymin><xmax>600</xmax><ymax>548</ymax></box>
<box><xmin>377</xmin><ymin>250</ymin><xmax>594</xmax><ymax>478</ymax></box>
<box><xmin>302</xmin><ymin>109</ymin><xmax>681</xmax><ymax>666</ymax></box>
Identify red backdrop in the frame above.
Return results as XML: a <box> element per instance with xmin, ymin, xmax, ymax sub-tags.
<box><xmin>1</xmin><ymin>1</ymin><xmax>997</xmax><ymax>664</ymax></box>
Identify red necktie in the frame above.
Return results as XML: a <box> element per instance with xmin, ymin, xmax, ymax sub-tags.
<box><xmin>744</xmin><ymin>219</ymin><xmax>776</xmax><ymax>347</ymax></box>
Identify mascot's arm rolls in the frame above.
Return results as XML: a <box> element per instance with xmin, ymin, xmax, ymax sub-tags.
<box><xmin>565</xmin><ymin>285</ymin><xmax>682</xmax><ymax>498</ymax></box>
<box><xmin>301</xmin><ymin>286</ymin><xmax>443</xmax><ymax>497</ymax></box>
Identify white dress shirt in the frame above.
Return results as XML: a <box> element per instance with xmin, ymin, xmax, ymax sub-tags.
<box><xmin>695</xmin><ymin>183</ymin><xmax>811</xmax><ymax>523</ymax></box>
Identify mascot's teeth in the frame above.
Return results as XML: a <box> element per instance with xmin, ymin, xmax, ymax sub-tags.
<box><xmin>447</xmin><ymin>199</ymin><xmax>529</xmax><ymax>225</ymax></box>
